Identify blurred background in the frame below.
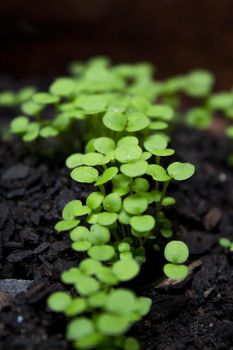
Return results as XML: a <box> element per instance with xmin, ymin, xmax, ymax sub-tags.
<box><xmin>0</xmin><ymin>0</ymin><xmax>232</xmax><ymax>88</ymax></box>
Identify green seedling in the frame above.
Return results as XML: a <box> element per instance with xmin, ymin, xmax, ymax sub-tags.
<box><xmin>7</xmin><ymin>57</ymin><xmax>197</xmax><ymax>350</ymax></box>
<box><xmin>51</xmin><ymin>88</ymin><xmax>194</xmax><ymax>348</ymax></box>
<box><xmin>164</xmin><ymin>240</ymin><xmax>189</xmax><ymax>279</ymax></box>
<box><xmin>219</xmin><ymin>238</ymin><xmax>233</xmax><ymax>251</ymax></box>
<box><xmin>7</xmin><ymin>57</ymin><xmax>217</xmax><ymax>146</ymax></box>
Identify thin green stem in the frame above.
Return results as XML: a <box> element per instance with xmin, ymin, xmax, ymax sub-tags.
<box><xmin>155</xmin><ymin>180</ymin><xmax>170</xmax><ymax>234</ymax></box>
<box><xmin>156</xmin><ymin>180</ymin><xmax>169</xmax><ymax>215</ymax></box>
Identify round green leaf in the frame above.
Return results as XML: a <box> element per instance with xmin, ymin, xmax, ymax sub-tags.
<box><xmin>66</xmin><ymin>318</ymin><xmax>94</xmax><ymax>341</ymax></box>
<box><xmin>162</xmin><ymin>197</ymin><xmax>176</xmax><ymax>206</ymax></box>
<box><xmin>21</xmin><ymin>100</ymin><xmax>41</xmax><ymax>116</ymax></box>
<box><xmin>0</xmin><ymin>91</ymin><xmax>16</xmax><ymax>106</ymax></box>
<box><xmin>123</xmin><ymin>194</ymin><xmax>148</xmax><ymax>215</ymax></box>
<box><xmin>88</xmin><ymin>291</ymin><xmax>108</xmax><ymax>308</ymax></box>
<box><xmin>164</xmin><ymin>240</ymin><xmax>189</xmax><ymax>264</ymax></box>
<box><xmin>55</xmin><ymin>219</ymin><xmax>80</xmax><ymax>232</ymax></box>
<box><xmin>113</xmin><ymin>259</ymin><xmax>139</xmax><ymax>281</ymax></box>
<box><xmin>115</xmin><ymin>144</ymin><xmax>142</xmax><ymax>163</ymax></box>
<box><xmin>131</xmin><ymin>96</ymin><xmax>151</xmax><ymax>112</ymax></box>
<box><xmin>103</xmin><ymin>193</ymin><xmax>122</xmax><ymax>212</ymax></box>
<box><xmin>135</xmin><ymin>296</ymin><xmax>152</xmax><ymax>316</ymax></box>
<box><xmin>82</xmin><ymin>152</ymin><xmax>104</xmax><ymax>166</ymax></box>
<box><xmin>65</xmin><ymin>298</ymin><xmax>87</xmax><ymax>317</ymax></box>
<box><xmin>149</xmin><ymin>121</ymin><xmax>168</xmax><ymax>130</ymax></box>
<box><xmin>146</xmin><ymin>165</ymin><xmax>171</xmax><ymax>182</ymax></box>
<box><xmin>208</xmin><ymin>92</ymin><xmax>233</xmax><ymax>111</ymax></box>
<box><xmin>103</xmin><ymin>111</ymin><xmax>126</xmax><ymax>131</ymax></box>
<box><xmin>22</xmin><ymin>122</ymin><xmax>39</xmax><ymax>142</ymax></box>
<box><xmin>117</xmin><ymin>136</ymin><xmax>138</xmax><ymax>147</ymax></box>
<box><xmin>72</xmin><ymin>240</ymin><xmax>91</xmax><ymax>252</ymax></box>
<box><xmin>94</xmin><ymin>137</ymin><xmax>115</xmax><ymax>154</ymax></box>
<box><xmin>167</xmin><ymin>162</ymin><xmax>195</xmax><ymax>181</ymax></box>
<box><xmin>124</xmin><ymin>337</ymin><xmax>140</xmax><ymax>350</ymax></box>
<box><xmin>118</xmin><ymin>210</ymin><xmax>131</xmax><ymax>225</ymax></box>
<box><xmin>66</xmin><ymin>153</ymin><xmax>83</xmax><ymax>169</ymax></box>
<box><xmin>130</xmin><ymin>215</ymin><xmax>155</xmax><ymax>232</ymax></box>
<box><xmin>150</xmin><ymin>148</ymin><xmax>175</xmax><ymax>157</ymax></box>
<box><xmin>186</xmin><ymin>70</ymin><xmax>214</xmax><ymax>97</ymax></box>
<box><xmin>95</xmin><ymin>267</ymin><xmax>118</xmax><ymax>285</ymax></box>
<box><xmin>61</xmin><ymin>267</ymin><xmax>82</xmax><ymax>284</ymax></box>
<box><xmin>50</xmin><ymin>78</ymin><xmax>76</xmax><ymax>96</ymax></box>
<box><xmin>32</xmin><ymin>92</ymin><xmax>59</xmax><ymax>104</ymax></box>
<box><xmin>186</xmin><ymin>108</ymin><xmax>212</xmax><ymax>129</ymax></box>
<box><xmin>74</xmin><ymin>332</ymin><xmax>104</xmax><ymax>349</ymax></box>
<box><xmin>75</xmin><ymin>276</ymin><xmax>100</xmax><ymax>296</ymax></box>
<box><xmin>97</xmin><ymin>313</ymin><xmax>130</xmax><ymax>336</ymax></box>
<box><xmin>88</xmin><ymin>245</ymin><xmax>115</xmax><ymax>261</ymax></box>
<box><xmin>161</xmin><ymin>228</ymin><xmax>173</xmax><ymax>238</ymax></box>
<box><xmin>106</xmin><ymin>289</ymin><xmax>136</xmax><ymax>315</ymax></box>
<box><xmin>40</xmin><ymin>126</ymin><xmax>58</xmax><ymax>138</ymax></box>
<box><xmin>219</xmin><ymin>238</ymin><xmax>231</xmax><ymax>249</ymax></box>
<box><xmin>47</xmin><ymin>291</ymin><xmax>71</xmax><ymax>312</ymax></box>
<box><xmin>132</xmin><ymin>178</ymin><xmax>150</xmax><ymax>192</ymax></box>
<box><xmin>89</xmin><ymin>224</ymin><xmax>110</xmax><ymax>245</ymax></box>
<box><xmin>79</xmin><ymin>258</ymin><xmax>102</xmax><ymax>275</ymax></box>
<box><xmin>112</xmin><ymin>174</ymin><xmax>131</xmax><ymax>187</ymax></box>
<box><xmin>86</xmin><ymin>191</ymin><xmax>104</xmax><ymax>210</ymax></box>
<box><xmin>120</xmin><ymin>160</ymin><xmax>148</xmax><ymax>177</ymax></box>
<box><xmin>71</xmin><ymin>166</ymin><xmax>99</xmax><ymax>183</ymax></box>
<box><xmin>97</xmin><ymin>212</ymin><xmax>118</xmax><ymax>226</ymax></box>
<box><xmin>62</xmin><ymin>200</ymin><xmax>82</xmax><ymax>220</ymax></box>
<box><xmin>163</xmin><ymin>263</ymin><xmax>189</xmax><ymax>280</ymax></box>
<box><xmin>144</xmin><ymin>135</ymin><xmax>168</xmax><ymax>152</ymax></box>
<box><xmin>147</xmin><ymin>105</ymin><xmax>174</xmax><ymax>120</ymax></box>
<box><xmin>126</xmin><ymin>112</ymin><xmax>149</xmax><ymax>132</ymax></box>
<box><xmin>76</xmin><ymin>95</ymin><xmax>107</xmax><ymax>113</ymax></box>
<box><xmin>10</xmin><ymin>116</ymin><xmax>29</xmax><ymax>134</ymax></box>
<box><xmin>70</xmin><ymin>226</ymin><xmax>89</xmax><ymax>242</ymax></box>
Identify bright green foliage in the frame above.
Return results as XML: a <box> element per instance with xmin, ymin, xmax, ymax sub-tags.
<box><xmin>10</xmin><ymin>116</ymin><xmax>29</xmax><ymax>134</ymax></box>
<box><xmin>50</xmin><ymin>78</ymin><xmax>76</xmax><ymax>97</ymax></box>
<box><xmin>6</xmin><ymin>57</ymin><xmax>198</xmax><ymax>350</ymax></box>
<box><xmin>186</xmin><ymin>108</ymin><xmax>212</xmax><ymax>129</ymax></box>
<box><xmin>49</xmin><ymin>87</ymin><xmax>194</xmax><ymax>347</ymax></box>
<box><xmin>163</xmin><ymin>241</ymin><xmax>189</xmax><ymax>280</ymax></box>
<box><xmin>48</xmin><ymin>291</ymin><xmax>72</xmax><ymax>312</ymax></box>
<box><xmin>32</xmin><ymin>92</ymin><xmax>60</xmax><ymax>105</ymax></box>
<box><xmin>71</xmin><ymin>166</ymin><xmax>99</xmax><ymax>183</ymax></box>
<box><xmin>219</xmin><ymin>238</ymin><xmax>233</xmax><ymax>251</ymax></box>
<box><xmin>167</xmin><ymin>162</ymin><xmax>195</xmax><ymax>181</ymax></box>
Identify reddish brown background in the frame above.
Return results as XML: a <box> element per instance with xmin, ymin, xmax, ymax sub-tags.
<box><xmin>0</xmin><ymin>0</ymin><xmax>233</xmax><ymax>88</ymax></box>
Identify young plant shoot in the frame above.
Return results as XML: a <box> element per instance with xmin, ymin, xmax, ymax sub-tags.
<box><xmin>50</xmin><ymin>78</ymin><xmax>195</xmax><ymax>350</ymax></box>
<box><xmin>5</xmin><ymin>57</ymin><xmax>197</xmax><ymax>350</ymax></box>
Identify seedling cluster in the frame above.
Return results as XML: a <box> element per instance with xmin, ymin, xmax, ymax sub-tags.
<box><xmin>4</xmin><ymin>57</ymin><xmax>197</xmax><ymax>350</ymax></box>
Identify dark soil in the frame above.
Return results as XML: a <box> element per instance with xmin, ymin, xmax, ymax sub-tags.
<box><xmin>0</xmin><ymin>124</ymin><xmax>233</xmax><ymax>350</ymax></box>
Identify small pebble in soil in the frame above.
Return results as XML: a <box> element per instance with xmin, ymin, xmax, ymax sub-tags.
<box><xmin>16</xmin><ymin>315</ymin><xmax>24</xmax><ymax>323</ymax></box>
<box><xmin>1</xmin><ymin>164</ymin><xmax>30</xmax><ymax>182</ymax></box>
<box><xmin>218</xmin><ymin>172</ymin><xmax>227</xmax><ymax>182</ymax></box>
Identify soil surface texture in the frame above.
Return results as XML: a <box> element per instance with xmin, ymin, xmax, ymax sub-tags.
<box><xmin>0</xmin><ymin>124</ymin><xmax>233</xmax><ymax>350</ymax></box>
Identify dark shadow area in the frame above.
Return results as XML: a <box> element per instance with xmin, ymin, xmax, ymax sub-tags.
<box><xmin>0</xmin><ymin>0</ymin><xmax>232</xmax><ymax>88</ymax></box>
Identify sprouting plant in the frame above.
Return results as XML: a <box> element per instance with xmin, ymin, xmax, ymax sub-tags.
<box><xmin>50</xmin><ymin>93</ymin><xmax>194</xmax><ymax>349</ymax></box>
<box><xmin>5</xmin><ymin>57</ymin><xmax>197</xmax><ymax>349</ymax></box>
<box><xmin>219</xmin><ymin>238</ymin><xmax>233</xmax><ymax>251</ymax></box>
<box><xmin>164</xmin><ymin>241</ymin><xmax>189</xmax><ymax>279</ymax></box>
<box><xmin>6</xmin><ymin>57</ymin><xmax>215</xmax><ymax>146</ymax></box>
